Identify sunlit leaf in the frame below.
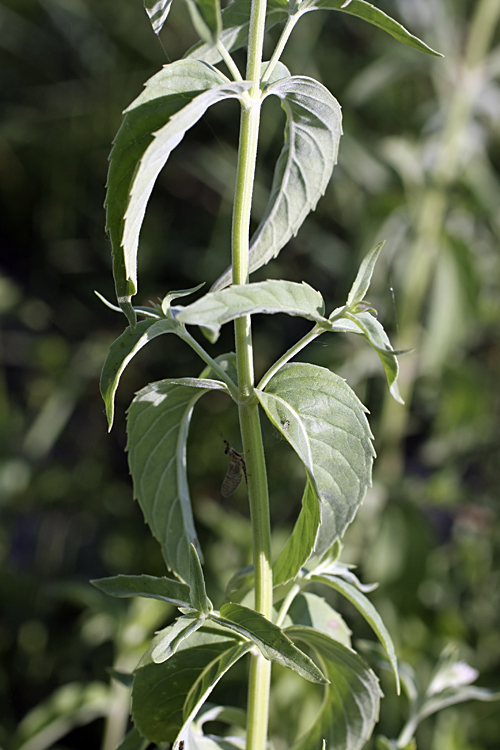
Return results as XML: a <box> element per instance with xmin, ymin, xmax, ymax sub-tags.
<box><xmin>127</xmin><ymin>378</ymin><xmax>230</xmax><ymax>581</ymax></box>
<box><xmin>178</xmin><ymin>280</ymin><xmax>326</xmax><ymax>335</ymax></box>
<box><xmin>298</xmin><ymin>0</ymin><xmax>442</xmax><ymax>57</ymax></box>
<box><xmin>288</xmin><ymin>626</ymin><xmax>381</xmax><ymax>750</ymax></box>
<box><xmin>105</xmin><ymin>60</ymin><xmax>249</xmax><ymax>324</ymax></box>
<box><xmin>90</xmin><ymin>573</ymin><xmax>190</xmax><ymax>608</ymax></box>
<box><xmin>213</xmin><ymin>77</ymin><xmax>342</xmax><ymax>290</ymax></box>
<box><xmin>346</xmin><ymin>241</ymin><xmax>385</xmax><ymax>308</ymax></box>
<box><xmin>287</xmin><ymin>592</ymin><xmax>352</xmax><ymax>647</ymax></box>
<box><xmin>256</xmin><ymin>363</ymin><xmax>374</xmax><ymax>555</ymax></box>
<box><xmin>213</xmin><ymin>602</ymin><xmax>327</xmax><ymax>684</ymax></box>
<box><xmin>152</xmin><ymin>615</ymin><xmax>205</xmax><ymax>663</ymax></box>
<box><xmin>144</xmin><ymin>0</ymin><xmax>173</xmax><ymax>34</ymax></box>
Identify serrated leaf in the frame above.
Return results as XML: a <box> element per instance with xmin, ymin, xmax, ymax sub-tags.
<box><xmin>346</xmin><ymin>241</ymin><xmax>385</xmax><ymax>307</ymax></box>
<box><xmin>189</xmin><ymin>543</ymin><xmax>211</xmax><ymax>613</ymax></box>
<box><xmin>152</xmin><ymin>615</ymin><xmax>205</xmax><ymax>663</ymax></box>
<box><xmin>213</xmin><ymin>77</ymin><xmax>342</xmax><ymax>290</ymax></box>
<box><xmin>105</xmin><ymin>60</ymin><xmax>249</xmax><ymax>324</ymax></box>
<box><xmin>310</xmin><ymin>574</ymin><xmax>399</xmax><ymax>692</ymax></box>
<box><xmin>287</xmin><ymin>627</ymin><xmax>381</xmax><ymax>750</ymax></box>
<box><xmin>127</xmin><ymin>378</ymin><xmax>229</xmax><ymax>582</ymax></box>
<box><xmin>273</xmin><ymin>477</ymin><xmax>320</xmax><ymax>585</ymax></box>
<box><xmin>287</xmin><ymin>592</ymin><xmax>352</xmax><ymax>647</ymax></box>
<box><xmin>185</xmin><ymin>0</ymin><xmax>222</xmax><ymax>43</ymax></box>
<box><xmin>178</xmin><ymin>280</ymin><xmax>326</xmax><ymax>334</ymax></box>
<box><xmin>144</xmin><ymin>0</ymin><xmax>173</xmax><ymax>34</ymax></box>
<box><xmin>90</xmin><ymin>574</ymin><xmax>191</xmax><ymax>608</ymax></box>
<box><xmin>214</xmin><ymin>602</ymin><xmax>327</xmax><ymax>684</ymax></box>
<box><xmin>100</xmin><ymin>318</ymin><xmax>181</xmax><ymax>430</ymax></box>
<box><xmin>256</xmin><ymin>363</ymin><xmax>374</xmax><ymax>555</ymax></box>
<box><xmin>132</xmin><ymin>626</ymin><xmax>250</xmax><ymax>744</ymax></box>
<box><xmin>184</xmin><ymin>0</ymin><xmax>289</xmax><ymax>64</ymax></box>
<box><xmin>298</xmin><ymin>0</ymin><xmax>442</xmax><ymax>57</ymax></box>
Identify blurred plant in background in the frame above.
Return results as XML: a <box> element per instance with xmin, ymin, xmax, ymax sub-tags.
<box><xmin>0</xmin><ymin>0</ymin><xmax>499</xmax><ymax>747</ymax></box>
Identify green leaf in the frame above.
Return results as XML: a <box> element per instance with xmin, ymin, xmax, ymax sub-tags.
<box><xmin>418</xmin><ymin>685</ymin><xmax>500</xmax><ymax>725</ymax></box>
<box><xmin>298</xmin><ymin>0</ymin><xmax>442</xmax><ymax>57</ymax></box>
<box><xmin>184</xmin><ymin>0</ymin><xmax>289</xmax><ymax>64</ymax></box>
<box><xmin>185</xmin><ymin>0</ymin><xmax>222</xmax><ymax>43</ymax></box>
<box><xmin>105</xmin><ymin>60</ymin><xmax>249</xmax><ymax>324</ymax></box>
<box><xmin>100</xmin><ymin>318</ymin><xmax>180</xmax><ymax>430</ymax></box>
<box><xmin>273</xmin><ymin>477</ymin><xmax>320</xmax><ymax>585</ymax></box>
<box><xmin>127</xmin><ymin>378</ymin><xmax>229</xmax><ymax>582</ymax></box>
<box><xmin>178</xmin><ymin>280</ymin><xmax>326</xmax><ymax>335</ymax></box>
<box><xmin>152</xmin><ymin>615</ymin><xmax>205</xmax><ymax>663</ymax></box>
<box><xmin>212</xmin><ymin>77</ymin><xmax>342</xmax><ymax>290</ymax></box>
<box><xmin>343</xmin><ymin>311</ymin><xmax>404</xmax><ymax>404</ymax></box>
<box><xmin>346</xmin><ymin>241</ymin><xmax>385</xmax><ymax>308</ymax></box>
<box><xmin>115</xmin><ymin>726</ymin><xmax>150</xmax><ymax>750</ymax></box>
<box><xmin>144</xmin><ymin>0</ymin><xmax>173</xmax><ymax>34</ymax></box>
<box><xmin>287</xmin><ymin>627</ymin><xmax>381</xmax><ymax>750</ymax></box>
<box><xmin>256</xmin><ymin>363</ymin><xmax>374</xmax><ymax>555</ymax></box>
<box><xmin>90</xmin><ymin>574</ymin><xmax>191</xmax><ymax>608</ymax></box>
<box><xmin>287</xmin><ymin>592</ymin><xmax>351</xmax><ymax>647</ymax></box>
<box><xmin>132</xmin><ymin>626</ymin><xmax>250</xmax><ymax>744</ymax></box>
<box><xmin>310</xmin><ymin>574</ymin><xmax>399</xmax><ymax>692</ymax></box>
<box><xmin>213</xmin><ymin>602</ymin><xmax>328</xmax><ymax>684</ymax></box>
<box><xmin>189</xmin><ymin>543</ymin><xmax>212</xmax><ymax>614</ymax></box>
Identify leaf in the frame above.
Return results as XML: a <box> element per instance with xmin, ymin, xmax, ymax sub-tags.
<box><xmin>287</xmin><ymin>592</ymin><xmax>352</xmax><ymax>647</ymax></box>
<box><xmin>418</xmin><ymin>685</ymin><xmax>500</xmax><ymax>724</ymax></box>
<box><xmin>100</xmin><ymin>318</ymin><xmax>180</xmax><ymax>430</ymax></box>
<box><xmin>256</xmin><ymin>363</ymin><xmax>374</xmax><ymax>555</ymax></box>
<box><xmin>309</xmin><ymin>574</ymin><xmax>399</xmax><ymax>692</ymax></box>
<box><xmin>288</xmin><ymin>626</ymin><xmax>381</xmax><ymax>750</ymax></box>
<box><xmin>184</xmin><ymin>0</ymin><xmax>289</xmax><ymax>64</ymax></box>
<box><xmin>127</xmin><ymin>378</ymin><xmax>229</xmax><ymax>582</ymax></box>
<box><xmin>213</xmin><ymin>602</ymin><xmax>328</xmax><ymax>684</ymax></box>
<box><xmin>273</xmin><ymin>477</ymin><xmax>321</xmax><ymax>585</ymax></box>
<box><xmin>144</xmin><ymin>0</ymin><xmax>173</xmax><ymax>34</ymax></box>
<box><xmin>346</xmin><ymin>241</ymin><xmax>385</xmax><ymax>308</ymax></box>
<box><xmin>115</xmin><ymin>726</ymin><xmax>150</xmax><ymax>750</ymax></box>
<box><xmin>152</xmin><ymin>615</ymin><xmax>205</xmax><ymax>663</ymax></box>
<box><xmin>105</xmin><ymin>60</ymin><xmax>249</xmax><ymax>325</ymax></box>
<box><xmin>298</xmin><ymin>0</ymin><xmax>442</xmax><ymax>57</ymax></box>
<box><xmin>189</xmin><ymin>543</ymin><xmax>212</xmax><ymax>614</ymax></box>
<box><xmin>185</xmin><ymin>0</ymin><xmax>222</xmax><ymax>44</ymax></box>
<box><xmin>212</xmin><ymin>76</ymin><xmax>342</xmax><ymax>290</ymax></box>
<box><xmin>132</xmin><ymin>626</ymin><xmax>251</xmax><ymax>744</ymax></box>
<box><xmin>178</xmin><ymin>280</ymin><xmax>326</xmax><ymax>335</ymax></box>
<box><xmin>343</xmin><ymin>311</ymin><xmax>404</xmax><ymax>404</ymax></box>
<box><xmin>90</xmin><ymin>574</ymin><xmax>191</xmax><ymax>608</ymax></box>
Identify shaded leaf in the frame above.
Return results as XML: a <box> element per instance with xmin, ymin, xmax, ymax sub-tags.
<box><xmin>152</xmin><ymin>615</ymin><xmax>205</xmax><ymax>663</ymax></box>
<box><xmin>287</xmin><ymin>592</ymin><xmax>352</xmax><ymax>647</ymax></box>
<box><xmin>189</xmin><ymin>543</ymin><xmax>212</xmax><ymax>614</ymax></box>
<box><xmin>273</xmin><ymin>477</ymin><xmax>320</xmax><ymax>585</ymax></box>
<box><xmin>310</xmin><ymin>574</ymin><xmax>399</xmax><ymax>692</ymax></box>
<box><xmin>287</xmin><ymin>626</ymin><xmax>381</xmax><ymax>750</ymax></box>
<box><xmin>90</xmin><ymin>574</ymin><xmax>190</xmax><ymax>608</ymax></box>
<box><xmin>214</xmin><ymin>602</ymin><xmax>328</xmax><ymax>684</ymax></box>
<box><xmin>127</xmin><ymin>378</ymin><xmax>229</xmax><ymax>581</ymax></box>
<box><xmin>132</xmin><ymin>626</ymin><xmax>250</xmax><ymax>744</ymax></box>
<box><xmin>115</xmin><ymin>726</ymin><xmax>150</xmax><ymax>750</ymax></box>
<box><xmin>256</xmin><ymin>363</ymin><xmax>374</xmax><ymax>555</ymax></box>
<box><xmin>213</xmin><ymin>77</ymin><xmax>342</xmax><ymax>290</ymax></box>
<box><xmin>298</xmin><ymin>0</ymin><xmax>442</xmax><ymax>57</ymax></box>
<box><xmin>178</xmin><ymin>280</ymin><xmax>326</xmax><ymax>334</ymax></box>
<box><xmin>185</xmin><ymin>0</ymin><xmax>222</xmax><ymax>43</ymax></box>
<box><xmin>105</xmin><ymin>60</ymin><xmax>249</xmax><ymax>324</ymax></box>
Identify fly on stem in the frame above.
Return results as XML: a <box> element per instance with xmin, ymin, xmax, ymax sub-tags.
<box><xmin>217</xmin><ymin>430</ymin><xmax>248</xmax><ymax>497</ymax></box>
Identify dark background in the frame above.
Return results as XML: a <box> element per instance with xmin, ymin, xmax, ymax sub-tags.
<box><xmin>1</xmin><ymin>0</ymin><xmax>500</xmax><ymax>748</ymax></box>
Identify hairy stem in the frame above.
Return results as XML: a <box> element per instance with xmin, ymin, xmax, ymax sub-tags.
<box><xmin>231</xmin><ymin>0</ymin><xmax>272</xmax><ymax>748</ymax></box>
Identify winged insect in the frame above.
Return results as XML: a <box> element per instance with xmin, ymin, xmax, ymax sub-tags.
<box><xmin>218</xmin><ymin>431</ymin><xmax>247</xmax><ymax>497</ymax></box>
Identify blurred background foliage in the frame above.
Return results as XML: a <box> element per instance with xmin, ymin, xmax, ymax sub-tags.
<box><xmin>1</xmin><ymin>0</ymin><xmax>499</xmax><ymax>747</ymax></box>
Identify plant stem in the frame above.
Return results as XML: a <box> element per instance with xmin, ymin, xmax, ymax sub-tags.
<box><xmin>231</xmin><ymin>0</ymin><xmax>272</xmax><ymax>747</ymax></box>
<box><xmin>180</xmin><ymin>329</ymin><xmax>240</xmax><ymax>400</ymax></box>
<box><xmin>261</xmin><ymin>14</ymin><xmax>299</xmax><ymax>85</ymax></box>
<box><xmin>217</xmin><ymin>41</ymin><xmax>243</xmax><ymax>82</ymax></box>
<box><xmin>258</xmin><ymin>324</ymin><xmax>323</xmax><ymax>390</ymax></box>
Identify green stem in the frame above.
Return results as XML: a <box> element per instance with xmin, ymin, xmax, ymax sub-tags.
<box><xmin>217</xmin><ymin>41</ymin><xmax>244</xmax><ymax>82</ymax></box>
<box><xmin>180</xmin><ymin>329</ymin><xmax>240</xmax><ymax>401</ymax></box>
<box><xmin>261</xmin><ymin>14</ymin><xmax>299</xmax><ymax>85</ymax></box>
<box><xmin>258</xmin><ymin>324</ymin><xmax>324</xmax><ymax>390</ymax></box>
<box><xmin>231</xmin><ymin>0</ymin><xmax>272</xmax><ymax>748</ymax></box>
<box><xmin>275</xmin><ymin>582</ymin><xmax>301</xmax><ymax>628</ymax></box>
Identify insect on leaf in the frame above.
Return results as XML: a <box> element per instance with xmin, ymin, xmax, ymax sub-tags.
<box><xmin>220</xmin><ymin>437</ymin><xmax>247</xmax><ymax>497</ymax></box>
